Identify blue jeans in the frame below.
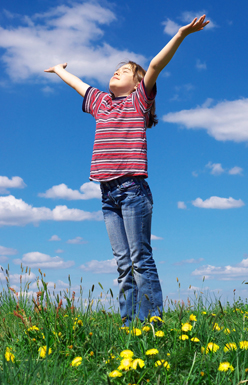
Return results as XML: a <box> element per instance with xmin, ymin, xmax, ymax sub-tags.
<box><xmin>100</xmin><ymin>176</ymin><xmax>163</xmax><ymax>325</ymax></box>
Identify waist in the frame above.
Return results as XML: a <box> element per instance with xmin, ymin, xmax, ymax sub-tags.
<box><xmin>100</xmin><ymin>175</ymin><xmax>145</xmax><ymax>189</ymax></box>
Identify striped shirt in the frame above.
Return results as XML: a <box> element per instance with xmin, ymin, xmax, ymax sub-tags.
<box><xmin>82</xmin><ymin>79</ymin><xmax>156</xmax><ymax>182</ymax></box>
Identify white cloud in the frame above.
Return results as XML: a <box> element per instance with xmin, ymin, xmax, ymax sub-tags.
<box><xmin>174</xmin><ymin>258</ymin><xmax>204</xmax><ymax>266</ymax></box>
<box><xmin>180</xmin><ymin>11</ymin><xmax>217</xmax><ymax>29</ymax></box>
<box><xmin>0</xmin><ymin>176</ymin><xmax>26</xmax><ymax>194</ymax></box>
<box><xmin>0</xmin><ymin>270</ymin><xmax>36</xmax><ymax>285</ymax></box>
<box><xmin>229</xmin><ymin>166</ymin><xmax>243</xmax><ymax>175</ymax></box>
<box><xmin>196</xmin><ymin>59</ymin><xmax>207</xmax><ymax>70</ymax></box>
<box><xmin>163</xmin><ymin>99</ymin><xmax>248</xmax><ymax>143</ymax></box>
<box><xmin>0</xmin><ymin>245</ymin><xmax>18</xmax><ymax>255</ymax></box>
<box><xmin>192</xmin><ymin>196</ymin><xmax>245</xmax><ymax>209</ymax></box>
<box><xmin>80</xmin><ymin>258</ymin><xmax>117</xmax><ymax>274</ymax></box>
<box><xmin>206</xmin><ymin>162</ymin><xmax>225</xmax><ymax>176</ymax></box>
<box><xmin>178</xmin><ymin>201</ymin><xmax>187</xmax><ymax>209</ymax></box>
<box><xmin>14</xmin><ymin>251</ymin><xmax>75</xmax><ymax>269</ymax></box>
<box><xmin>0</xmin><ymin>195</ymin><xmax>103</xmax><ymax>226</ymax></box>
<box><xmin>192</xmin><ymin>256</ymin><xmax>248</xmax><ymax>280</ymax></box>
<box><xmin>67</xmin><ymin>236</ymin><xmax>87</xmax><ymax>244</ymax></box>
<box><xmin>55</xmin><ymin>249</ymin><xmax>64</xmax><ymax>253</ymax></box>
<box><xmin>39</xmin><ymin>182</ymin><xmax>101</xmax><ymax>200</ymax></box>
<box><xmin>162</xmin><ymin>19</ymin><xmax>181</xmax><ymax>36</ymax></box>
<box><xmin>151</xmin><ymin>234</ymin><xmax>163</xmax><ymax>240</ymax></box>
<box><xmin>113</xmin><ymin>278</ymin><xmax>118</xmax><ymax>286</ymax></box>
<box><xmin>0</xmin><ymin>256</ymin><xmax>8</xmax><ymax>263</ymax></box>
<box><xmin>163</xmin><ymin>12</ymin><xmax>216</xmax><ymax>37</ymax></box>
<box><xmin>0</xmin><ymin>2</ymin><xmax>145</xmax><ymax>84</ymax></box>
<box><xmin>49</xmin><ymin>235</ymin><xmax>61</xmax><ymax>241</ymax></box>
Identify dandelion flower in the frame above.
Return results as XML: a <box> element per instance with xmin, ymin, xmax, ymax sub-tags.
<box><xmin>27</xmin><ymin>326</ymin><xmax>39</xmax><ymax>332</ymax></box>
<box><xmin>224</xmin><ymin>342</ymin><xmax>237</xmax><ymax>352</ymax></box>
<box><xmin>155</xmin><ymin>330</ymin><xmax>165</xmax><ymax>337</ymax></box>
<box><xmin>146</xmin><ymin>349</ymin><xmax>159</xmax><ymax>356</ymax></box>
<box><xmin>150</xmin><ymin>316</ymin><xmax>164</xmax><ymax>323</ymax></box>
<box><xmin>200</xmin><ymin>371</ymin><xmax>205</xmax><ymax>377</ymax></box>
<box><xmin>181</xmin><ymin>323</ymin><xmax>192</xmax><ymax>332</ymax></box>
<box><xmin>142</xmin><ymin>326</ymin><xmax>151</xmax><ymax>332</ymax></box>
<box><xmin>132</xmin><ymin>359</ymin><xmax>145</xmax><ymax>369</ymax></box>
<box><xmin>191</xmin><ymin>337</ymin><xmax>200</xmax><ymax>342</ymax></box>
<box><xmin>155</xmin><ymin>360</ymin><xmax>170</xmax><ymax>370</ymax></box>
<box><xmin>71</xmin><ymin>357</ymin><xmax>82</xmax><ymax>367</ymax></box>
<box><xmin>118</xmin><ymin>358</ymin><xmax>133</xmax><ymax>371</ymax></box>
<box><xmin>179</xmin><ymin>334</ymin><xmax>189</xmax><ymax>340</ymax></box>
<box><xmin>201</xmin><ymin>311</ymin><xmax>207</xmax><ymax>315</ymax></box>
<box><xmin>213</xmin><ymin>323</ymin><xmax>221</xmax><ymax>331</ymax></box>
<box><xmin>206</xmin><ymin>342</ymin><xmax>219</xmax><ymax>354</ymax></box>
<box><xmin>5</xmin><ymin>348</ymin><xmax>15</xmax><ymax>363</ymax></box>
<box><xmin>131</xmin><ymin>328</ymin><xmax>142</xmax><ymax>336</ymax></box>
<box><xmin>78</xmin><ymin>319</ymin><xmax>83</xmax><ymax>326</ymax></box>
<box><xmin>109</xmin><ymin>370</ymin><xmax>122</xmax><ymax>378</ymax></box>
<box><xmin>189</xmin><ymin>314</ymin><xmax>197</xmax><ymax>321</ymax></box>
<box><xmin>120</xmin><ymin>350</ymin><xmax>134</xmax><ymax>358</ymax></box>
<box><xmin>90</xmin><ymin>351</ymin><xmax>94</xmax><ymax>357</ymax></box>
<box><xmin>38</xmin><ymin>346</ymin><xmax>52</xmax><ymax>358</ymax></box>
<box><xmin>218</xmin><ymin>362</ymin><xmax>234</xmax><ymax>372</ymax></box>
<box><xmin>239</xmin><ymin>341</ymin><xmax>248</xmax><ymax>350</ymax></box>
<box><xmin>223</xmin><ymin>328</ymin><xmax>230</xmax><ymax>335</ymax></box>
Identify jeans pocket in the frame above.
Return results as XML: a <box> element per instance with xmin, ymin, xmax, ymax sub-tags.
<box><xmin>141</xmin><ymin>180</ymin><xmax>153</xmax><ymax>205</ymax></box>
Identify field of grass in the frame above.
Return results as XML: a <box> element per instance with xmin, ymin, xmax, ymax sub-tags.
<box><xmin>1</xmin><ymin>266</ymin><xmax>248</xmax><ymax>384</ymax></box>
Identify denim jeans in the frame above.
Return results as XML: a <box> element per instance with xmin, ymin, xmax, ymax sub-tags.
<box><xmin>100</xmin><ymin>176</ymin><xmax>163</xmax><ymax>325</ymax></box>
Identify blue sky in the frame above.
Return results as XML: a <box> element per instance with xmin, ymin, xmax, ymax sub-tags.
<box><xmin>1</xmin><ymin>0</ymin><xmax>248</xmax><ymax>308</ymax></box>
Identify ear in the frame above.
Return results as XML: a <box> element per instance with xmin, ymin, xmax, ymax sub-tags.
<box><xmin>134</xmin><ymin>82</ymin><xmax>140</xmax><ymax>91</ymax></box>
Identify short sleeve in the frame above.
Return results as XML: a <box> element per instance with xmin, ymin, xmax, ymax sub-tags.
<box><xmin>82</xmin><ymin>87</ymin><xmax>106</xmax><ymax>119</ymax></box>
<box><xmin>134</xmin><ymin>79</ymin><xmax>157</xmax><ymax>115</ymax></box>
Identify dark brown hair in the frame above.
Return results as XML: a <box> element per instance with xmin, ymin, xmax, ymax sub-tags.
<box><xmin>111</xmin><ymin>61</ymin><xmax>158</xmax><ymax>128</ymax></box>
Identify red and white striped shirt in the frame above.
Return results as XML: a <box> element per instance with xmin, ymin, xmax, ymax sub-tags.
<box><xmin>82</xmin><ymin>79</ymin><xmax>156</xmax><ymax>182</ymax></box>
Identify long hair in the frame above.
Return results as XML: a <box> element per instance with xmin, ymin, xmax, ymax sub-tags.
<box><xmin>111</xmin><ymin>61</ymin><xmax>158</xmax><ymax>128</ymax></box>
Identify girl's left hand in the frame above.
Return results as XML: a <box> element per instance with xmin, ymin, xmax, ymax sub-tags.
<box><xmin>179</xmin><ymin>15</ymin><xmax>210</xmax><ymax>37</ymax></box>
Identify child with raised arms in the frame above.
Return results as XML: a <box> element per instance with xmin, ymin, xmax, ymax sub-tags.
<box><xmin>45</xmin><ymin>15</ymin><xmax>209</xmax><ymax>325</ymax></box>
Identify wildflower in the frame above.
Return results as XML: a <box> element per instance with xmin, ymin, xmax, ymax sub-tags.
<box><xmin>201</xmin><ymin>347</ymin><xmax>205</xmax><ymax>354</ymax></box>
<box><xmin>90</xmin><ymin>351</ymin><xmax>94</xmax><ymax>357</ymax></box>
<box><xmin>155</xmin><ymin>360</ymin><xmax>170</xmax><ymax>370</ymax></box>
<box><xmin>120</xmin><ymin>326</ymin><xmax>130</xmax><ymax>334</ymax></box>
<box><xmin>191</xmin><ymin>337</ymin><xmax>200</xmax><ymax>342</ymax></box>
<box><xmin>155</xmin><ymin>330</ymin><xmax>165</xmax><ymax>337</ymax></box>
<box><xmin>218</xmin><ymin>362</ymin><xmax>234</xmax><ymax>372</ymax></box>
<box><xmin>5</xmin><ymin>348</ymin><xmax>15</xmax><ymax>363</ymax></box>
<box><xmin>142</xmin><ymin>326</ymin><xmax>151</xmax><ymax>332</ymax></box>
<box><xmin>245</xmin><ymin>368</ymin><xmax>248</xmax><ymax>373</ymax></box>
<box><xmin>167</xmin><ymin>353</ymin><xmax>170</xmax><ymax>356</ymax></box>
<box><xmin>179</xmin><ymin>334</ymin><xmax>189</xmax><ymax>340</ymax></box>
<box><xmin>200</xmin><ymin>372</ymin><xmax>204</xmax><ymax>377</ymax></box>
<box><xmin>224</xmin><ymin>342</ymin><xmax>237</xmax><ymax>352</ymax></box>
<box><xmin>223</xmin><ymin>328</ymin><xmax>230</xmax><ymax>335</ymax></box>
<box><xmin>132</xmin><ymin>359</ymin><xmax>145</xmax><ymax>369</ymax></box>
<box><xmin>71</xmin><ymin>357</ymin><xmax>82</xmax><ymax>367</ymax></box>
<box><xmin>213</xmin><ymin>323</ymin><xmax>221</xmax><ymax>331</ymax></box>
<box><xmin>89</xmin><ymin>332</ymin><xmax>93</xmax><ymax>336</ymax></box>
<box><xmin>150</xmin><ymin>316</ymin><xmax>164</xmax><ymax>323</ymax></box>
<box><xmin>189</xmin><ymin>314</ymin><xmax>197</xmax><ymax>321</ymax></box>
<box><xmin>181</xmin><ymin>323</ymin><xmax>192</xmax><ymax>332</ymax></box>
<box><xmin>211</xmin><ymin>313</ymin><xmax>216</xmax><ymax>316</ymax></box>
<box><xmin>239</xmin><ymin>341</ymin><xmax>248</xmax><ymax>350</ymax></box>
<box><xmin>109</xmin><ymin>370</ymin><xmax>122</xmax><ymax>378</ymax></box>
<box><xmin>201</xmin><ymin>311</ymin><xmax>207</xmax><ymax>315</ymax></box>
<box><xmin>78</xmin><ymin>319</ymin><xmax>83</xmax><ymax>326</ymax></box>
<box><xmin>38</xmin><ymin>346</ymin><xmax>52</xmax><ymax>358</ymax></box>
<box><xmin>27</xmin><ymin>326</ymin><xmax>39</xmax><ymax>332</ymax></box>
<box><xmin>146</xmin><ymin>349</ymin><xmax>159</xmax><ymax>356</ymax></box>
<box><xmin>131</xmin><ymin>328</ymin><xmax>142</xmax><ymax>336</ymax></box>
<box><xmin>206</xmin><ymin>342</ymin><xmax>219</xmax><ymax>354</ymax></box>
<box><xmin>118</xmin><ymin>358</ymin><xmax>133</xmax><ymax>371</ymax></box>
<box><xmin>120</xmin><ymin>350</ymin><xmax>134</xmax><ymax>358</ymax></box>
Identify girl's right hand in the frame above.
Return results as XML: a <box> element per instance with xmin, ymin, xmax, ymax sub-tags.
<box><xmin>44</xmin><ymin>63</ymin><xmax>67</xmax><ymax>73</ymax></box>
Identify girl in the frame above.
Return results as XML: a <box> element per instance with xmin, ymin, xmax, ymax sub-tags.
<box><xmin>45</xmin><ymin>15</ymin><xmax>209</xmax><ymax>325</ymax></box>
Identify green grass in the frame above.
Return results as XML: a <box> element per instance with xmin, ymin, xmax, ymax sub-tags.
<box><xmin>1</xmin><ymin>267</ymin><xmax>248</xmax><ymax>384</ymax></box>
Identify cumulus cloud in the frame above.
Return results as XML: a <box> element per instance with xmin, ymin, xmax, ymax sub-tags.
<box><xmin>196</xmin><ymin>59</ymin><xmax>207</xmax><ymax>70</ymax></box>
<box><xmin>0</xmin><ymin>176</ymin><xmax>26</xmax><ymax>194</ymax></box>
<box><xmin>39</xmin><ymin>182</ymin><xmax>101</xmax><ymax>200</ymax></box>
<box><xmin>178</xmin><ymin>201</ymin><xmax>187</xmax><ymax>209</ymax></box>
<box><xmin>228</xmin><ymin>166</ymin><xmax>243</xmax><ymax>175</ymax></box>
<box><xmin>163</xmin><ymin>99</ymin><xmax>248</xmax><ymax>143</ymax></box>
<box><xmin>206</xmin><ymin>162</ymin><xmax>225</xmax><ymax>175</ymax></box>
<box><xmin>0</xmin><ymin>2</ymin><xmax>145</xmax><ymax>84</ymax></box>
<box><xmin>0</xmin><ymin>270</ymin><xmax>36</xmax><ymax>285</ymax></box>
<box><xmin>0</xmin><ymin>245</ymin><xmax>18</xmax><ymax>255</ymax></box>
<box><xmin>67</xmin><ymin>236</ymin><xmax>87</xmax><ymax>244</ymax></box>
<box><xmin>192</xmin><ymin>256</ymin><xmax>248</xmax><ymax>280</ymax></box>
<box><xmin>49</xmin><ymin>235</ymin><xmax>61</xmax><ymax>241</ymax></box>
<box><xmin>151</xmin><ymin>234</ymin><xmax>163</xmax><ymax>240</ymax></box>
<box><xmin>80</xmin><ymin>258</ymin><xmax>117</xmax><ymax>274</ymax></box>
<box><xmin>162</xmin><ymin>19</ymin><xmax>181</xmax><ymax>36</ymax></box>
<box><xmin>0</xmin><ymin>195</ymin><xmax>103</xmax><ymax>226</ymax></box>
<box><xmin>174</xmin><ymin>258</ymin><xmax>204</xmax><ymax>266</ymax></box>
<box><xmin>192</xmin><ymin>196</ymin><xmax>245</xmax><ymax>209</ymax></box>
<box><xmin>14</xmin><ymin>251</ymin><xmax>75</xmax><ymax>269</ymax></box>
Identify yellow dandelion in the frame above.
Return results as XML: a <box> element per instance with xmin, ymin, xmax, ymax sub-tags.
<box><xmin>155</xmin><ymin>330</ymin><xmax>165</xmax><ymax>337</ymax></box>
<box><xmin>224</xmin><ymin>342</ymin><xmax>237</xmax><ymax>352</ymax></box>
<box><xmin>211</xmin><ymin>313</ymin><xmax>216</xmax><ymax>316</ymax></box>
<box><xmin>142</xmin><ymin>326</ymin><xmax>151</xmax><ymax>332</ymax></box>
<box><xmin>179</xmin><ymin>334</ymin><xmax>189</xmax><ymax>340</ymax></box>
<box><xmin>120</xmin><ymin>326</ymin><xmax>130</xmax><ymax>334</ymax></box>
<box><xmin>200</xmin><ymin>371</ymin><xmax>204</xmax><ymax>377</ymax></box>
<box><xmin>223</xmin><ymin>328</ymin><xmax>230</xmax><ymax>335</ymax></box>
<box><xmin>109</xmin><ymin>370</ymin><xmax>122</xmax><ymax>378</ymax></box>
<box><xmin>189</xmin><ymin>314</ymin><xmax>197</xmax><ymax>321</ymax></box>
<box><xmin>131</xmin><ymin>328</ymin><xmax>142</xmax><ymax>336</ymax></box>
<box><xmin>146</xmin><ymin>348</ymin><xmax>159</xmax><ymax>356</ymax></box>
<box><xmin>89</xmin><ymin>332</ymin><xmax>93</xmax><ymax>336</ymax></box>
<box><xmin>245</xmin><ymin>368</ymin><xmax>248</xmax><ymax>373</ymax></box>
<box><xmin>191</xmin><ymin>337</ymin><xmax>200</xmax><ymax>342</ymax></box>
<box><xmin>5</xmin><ymin>348</ymin><xmax>15</xmax><ymax>363</ymax></box>
<box><xmin>201</xmin><ymin>311</ymin><xmax>207</xmax><ymax>315</ymax></box>
<box><xmin>71</xmin><ymin>357</ymin><xmax>82</xmax><ymax>367</ymax></box>
<box><xmin>27</xmin><ymin>326</ymin><xmax>39</xmax><ymax>332</ymax></box>
<box><xmin>181</xmin><ymin>323</ymin><xmax>192</xmax><ymax>332</ymax></box>
<box><xmin>120</xmin><ymin>350</ymin><xmax>134</xmax><ymax>358</ymax></box>
<box><xmin>78</xmin><ymin>319</ymin><xmax>83</xmax><ymax>326</ymax></box>
<box><xmin>89</xmin><ymin>351</ymin><xmax>94</xmax><ymax>357</ymax></box>
<box><xmin>132</xmin><ymin>358</ymin><xmax>145</xmax><ymax>369</ymax></box>
<box><xmin>38</xmin><ymin>346</ymin><xmax>52</xmax><ymax>358</ymax></box>
<box><xmin>118</xmin><ymin>358</ymin><xmax>133</xmax><ymax>371</ymax></box>
<box><xmin>150</xmin><ymin>316</ymin><xmax>164</xmax><ymax>323</ymax></box>
<box><xmin>239</xmin><ymin>341</ymin><xmax>248</xmax><ymax>350</ymax></box>
<box><xmin>218</xmin><ymin>362</ymin><xmax>234</xmax><ymax>372</ymax></box>
<box><xmin>206</xmin><ymin>342</ymin><xmax>219</xmax><ymax>354</ymax></box>
<box><xmin>167</xmin><ymin>353</ymin><xmax>170</xmax><ymax>356</ymax></box>
<box><xmin>213</xmin><ymin>323</ymin><xmax>221</xmax><ymax>331</ymax></box>
<box><xmin>155</xmin><ymin>360</ymin><xmax>170</xmax><ymax>370</ymax></box>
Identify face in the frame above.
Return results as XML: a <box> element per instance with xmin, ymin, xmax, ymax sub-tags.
<box><xmin>109</xmin><ymin>64</ymin><xmax>139</xmax><ymax>97</ymax></box>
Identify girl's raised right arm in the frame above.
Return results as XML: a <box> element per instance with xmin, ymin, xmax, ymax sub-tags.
<box><xmin>44</xmin><ymin>63</ymin><xmax>90</xmax><ymax>98</ymax></box>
